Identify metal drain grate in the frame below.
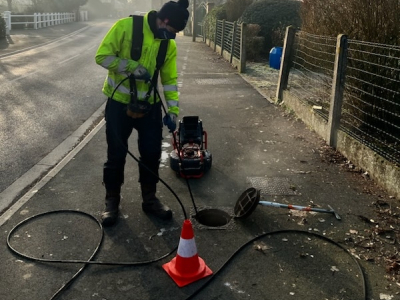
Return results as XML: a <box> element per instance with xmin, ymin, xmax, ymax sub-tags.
<box><xmin>195</xmin><ymin>78</ymin><xmax>232</xmax><ymax>85</ymax></box>
<box><xmin>247</xmin><ymin>177</ymin><xmax>297</xmax><ymax>195</ymax></box>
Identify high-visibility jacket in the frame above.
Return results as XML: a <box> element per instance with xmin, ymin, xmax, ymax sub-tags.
<box><xmin>95</xmin><ymin>11</ymin><xmax>179</xmax><ymax>116</ymax></box>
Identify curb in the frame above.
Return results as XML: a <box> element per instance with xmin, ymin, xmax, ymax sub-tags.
<box><xmin>0</xmin><ymin>102</ymin><xmax>106</xmax><ymax>220</ymax></box>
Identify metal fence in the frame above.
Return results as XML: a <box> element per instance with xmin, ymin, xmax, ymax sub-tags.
<box><xmin>282</xmin><ymin>30</ymin><xmax>400</xmax><ymax>165</ymax></box>
<box><xmin>344</xmin><ymin>40</ymin><xmax>400</xmax><ymax>164</ymax></box>
<box><xmin>289</xmin><ymin>31</ymin><xmax>336</xmax><ymax>114</ymax></box>
<box><xmin>202</xmin><ymin>19</ymin><xmax>246</xmax><ymax>73</ymax></box>
<box><xmin>277</xmin><ymin>26</ymin><xmax>400</xmax><ymax>198</ymax></box>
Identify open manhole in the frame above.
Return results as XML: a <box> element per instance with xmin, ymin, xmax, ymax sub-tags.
<box><xmin>193</xmin><ymin>188</ymin><xmax>261</xmax><ymax>228</ymax></box>
<box><xmin>194</xmin><ymin>208</ymin><xmax>231</xmax><ymax>227</ymax></box>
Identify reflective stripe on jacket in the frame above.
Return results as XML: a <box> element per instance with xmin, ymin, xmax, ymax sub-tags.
<box><xmin>95</xmin><ymin>12</ymin><xmax>179</xmax><ymax>116</ymax></box>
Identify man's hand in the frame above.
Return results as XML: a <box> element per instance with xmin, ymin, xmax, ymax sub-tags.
<box><xmin>163</xmin><ymin>113</ymin><xmax>177</xmax><ymax>132</ymax></box>
<box><xmin>133</xmin><ymin>65</ymin><xmax>151</xmax><ymax>82</ymax></box>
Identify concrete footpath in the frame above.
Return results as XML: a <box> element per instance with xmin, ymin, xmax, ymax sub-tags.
<box><xmin>0</xmin><ymin>21</ymin><xmax>399</xmax><ymax>300</ymax></box>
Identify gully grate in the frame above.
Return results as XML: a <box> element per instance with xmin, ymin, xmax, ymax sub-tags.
<box><xmin>247</xmin><ymin>177</ymin><xmax>297</xmax><ymax>195</ymax></box>
<box><xmin>195</xmin><ymin>78</ymin><xmax>232</xmax><ymax>85</ymax></box>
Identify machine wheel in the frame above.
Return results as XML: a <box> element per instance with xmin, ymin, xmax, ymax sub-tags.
<box><xmin>203</xmin><ymin>150</ymin><xmax>212</xmax><ymax>172</ymax></box>
<box><xmin>169</xmin><ymin>150</ymin><xmax>180</xmax><ymax>173</ymax></box>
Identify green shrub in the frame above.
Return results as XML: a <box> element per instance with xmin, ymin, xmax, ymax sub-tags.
<box><xmin>240</xmin><ymin>0</ymin><xmax>301</xmax><ymax>55</ymax></box>
<box><xmin>245</xmin><ymin>24</ymin><xmax>265</xmax><ymax>61</ymax></box>
<box><xmin>0</xmin><ymin>16</ymin><xmax>6</xmax><ymax>39</ymax></box>
<box><xmin>301</xmin><ymin>0</ymin><xmax>400</xmax><ymax>44</ymax></box>
<box><xmin>225</xmin><ymin>0</ymin><xmax>253</xmax><ymax>22</ymax></box>
<box><xmin>203</xmin><ymin>4</ymin><xmax>227</xmax><ymax>42</ymax></box>
<box><xmin>301</xmin><ymin>0</ymin><xmax>400</xmax><ymax>144</ymax></box>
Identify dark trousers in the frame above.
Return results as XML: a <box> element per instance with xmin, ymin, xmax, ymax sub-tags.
<box><xmin>103</xmin><ymin>98</ymin><xmax>163</xmax><ymax>191</ymax></box>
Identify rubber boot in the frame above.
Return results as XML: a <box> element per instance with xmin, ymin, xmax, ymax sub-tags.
<box><xmin>101</xmin><ymin>190</ymin><xmax>121</xmax><ymax>226</ymax></box>
<box><xmin>141</xmin><ymin>183</ymin><xmax>172</xmax><ymax>220</ymax></box>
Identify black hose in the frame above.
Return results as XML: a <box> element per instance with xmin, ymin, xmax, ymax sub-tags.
<box><xmin>153</xmin><ymin>87</ymin><xmax>199</xmax><ymax>216</ymax></box>
<box><xmin>7</xmin><ymin>213</ymin><xmax>368</xmax><ymax>300</ymax></box>
<box><xmin>109</xmin><ymin>77</ymin><xmax>192</xmax><ymax>219</ymax></box>
<box><xmin>5</xmin><ymin>79</ymin><xmax>368</xmax><ymax>300</ymax></box>
<box><xmin>7</xmin><ymin>210</ymin><xmax>177</xmax><ymax>300</ymax></box>
<box><xmin>185</xmin><ymin>230</ymin><xmax>367</xmax><ymax>300</ymax></box>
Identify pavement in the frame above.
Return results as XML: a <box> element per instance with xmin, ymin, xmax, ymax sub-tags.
<box><xmin>0</xmin><ymin>21</ymin><xmax>399</xmax><ymax>300</ymax></box>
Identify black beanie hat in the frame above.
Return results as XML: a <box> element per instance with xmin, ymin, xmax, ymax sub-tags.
<box><xmin>157</xmin><ymin>0</ymin><xmax>190</xmax><ymax>32</ymax></box>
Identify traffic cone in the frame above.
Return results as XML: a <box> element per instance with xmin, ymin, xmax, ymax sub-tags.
<box><xmin>162</xmin><ymin>219</ymin><xmax>213</xmax><ymax>287</ymax></box>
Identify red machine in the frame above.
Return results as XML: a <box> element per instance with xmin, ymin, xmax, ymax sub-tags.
<box><xmin>169</xmin><ymin>116</ymin><xmax>212</xmax><ymax>178</ymax></box>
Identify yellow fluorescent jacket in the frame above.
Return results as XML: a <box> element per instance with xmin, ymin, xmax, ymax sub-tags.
<box><xmin>95</xmin><ymin>12</ymin><xmax>179</xmax><ymax>116</ymax></box>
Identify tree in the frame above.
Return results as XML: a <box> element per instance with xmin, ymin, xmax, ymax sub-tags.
<box><xmin>7</xmin><ymin>0</ymin><xmax>12</xmax><ymax>11</ymax></box>
<box><xmin>53</xmin><ymin>0</ymin><xmax>89</xmax><ymax>12</ymax></box>
<box><xmin>31</xmin><ymin>0</ymin><xmax>50</xmax><ymax>12</ymax></box>
<box><xmin>225</xmin><ymin>0</ymin><xmax>253</xmax><ymax>22</ymax></box>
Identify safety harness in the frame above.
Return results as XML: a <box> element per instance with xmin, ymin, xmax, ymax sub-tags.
<box><xmin>127</xmin><ymin>15</ymin><xmax>169</xmax><ymax>118</ymax></box>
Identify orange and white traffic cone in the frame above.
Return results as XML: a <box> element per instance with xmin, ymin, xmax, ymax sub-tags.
<box><xmin>162</xmin><ymin>219</ymin><xmax>213</xmax><ymax>287</ymax></box>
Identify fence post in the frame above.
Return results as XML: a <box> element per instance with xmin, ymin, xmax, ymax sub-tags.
<box><xmin>4</xmin><ymin>11</ymin><xmax>11</xmax><ymax>35</ymax></box>
<box><xmin>213</xmin><ymin>19</ymin><xmax>218</xmax><ymax>52</ymax></box>
<box><xmin>192</xmin><ymin>0</ymin><xmax>196</xmax><ymax>42</ymax></box>
<box><xmin>230</xmin><ymin>21</ymin><xmax>237</xmax><ymax>64</ymax></box>
<box><xmin>238</xmin><ymin>22</ymin><xmax>246</xmax><ymax>73</ymax></box>
<box><xmin>327</xmin><ymin>34</ymin><xmax>348</xmax><ymax>148</ymax></box>
<box><xmin>276</xmin><ymin>26</ymin><xmax>296</xmax><ymax>102</ymax></box>
<box><xmin>220</xmin><ymin>19</ymin><xmax>226</xmax><ymax>55</ymax></box>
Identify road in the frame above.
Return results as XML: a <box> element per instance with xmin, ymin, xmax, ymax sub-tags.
<box><xmin>0</xmin><ymin>21</ymin><xmax>396</xmax><ymax>300</ymax></box>
<box><xmin>0</xmin><ymin>21</ymin><xmax>114</xmax><ymax>207</ymax></box>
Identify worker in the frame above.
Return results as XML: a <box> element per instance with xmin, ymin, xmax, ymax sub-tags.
<box><xmin>95</xmin><ymin>0</ymin><xmax>189</xmax><ymax>226</ymax></box>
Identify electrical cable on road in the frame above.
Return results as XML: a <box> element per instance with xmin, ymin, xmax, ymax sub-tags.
<box><xmin>6</xmin><ymin>81</ymin><xmax>368</xmax><ymax>300</ymax></box>
<box><xmin>7</xmin><ymin>210</ymin><xmax>368</xmax><ymax>300</ymax></box>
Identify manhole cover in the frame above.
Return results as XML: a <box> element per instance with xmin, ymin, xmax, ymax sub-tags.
<box><xmin>247</xmin><ymin>177</ymin><xmax>297</xmax><ymax>195</ymax></box>
<box><xmin>195</xmin><ymin>78</ymin><xmax>232</xmax><ymax>85</ymax></box>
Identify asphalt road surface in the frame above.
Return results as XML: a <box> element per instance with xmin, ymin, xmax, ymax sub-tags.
<box><xmin>0</xmin><ymin>22</ymin><xmax>113</xmax><ymax>204</ymax></box>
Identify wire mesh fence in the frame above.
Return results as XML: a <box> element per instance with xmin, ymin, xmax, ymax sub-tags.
<box><xmin>287</xmin><ymin>31</ymin><xmax>400</xmax><ymax>165</ymax></box>
<box><xmin>343</xmin><ymin>40</ymin><xmax>400</xmax><ymax>164</ymax></box>
<box><xmin>289</xmin><ymin>32</ymin><xmax>336</xmax><ymax>119</ymax></box>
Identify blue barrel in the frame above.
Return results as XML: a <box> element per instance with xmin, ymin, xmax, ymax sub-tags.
<box><xmin>269</xmin><ymin>47</ymin><xmax>283</xmax><ymax>70</ymax></box>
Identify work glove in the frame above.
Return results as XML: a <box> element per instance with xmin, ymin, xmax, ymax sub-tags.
<box><xmin>163</xmin><ymin>113</ymin><xmax>177</xmax><ymax>132</ymax></box>
<box><xmin>133</xmin><ymin>65</ymin><xmax>151</xmax><ymax>83</ymax></box>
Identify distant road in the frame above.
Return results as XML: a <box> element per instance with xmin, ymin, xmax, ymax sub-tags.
<box><xmin>0</xmin><ymin>21</ymin><xmax>114</xmax><ymax>201</ymax></box>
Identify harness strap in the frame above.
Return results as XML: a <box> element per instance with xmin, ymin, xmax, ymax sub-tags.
<box><xmin>148</xmin><ymin>39</ymin><xmax>169</xmax><ymax>100</ymax></box>
<box><xmin>128</xmin><ymin>14</ymin><xmax>169</xmax><ymax>111</ymax></box>
<box><xmin>131</xmin><ymin>15</ymin><xmax>143</xmax><ymax>61</ymax></box>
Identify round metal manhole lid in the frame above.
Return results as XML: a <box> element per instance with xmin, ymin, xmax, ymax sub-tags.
<box><xmin>234</xmin><ymin>187</ymin><xmax>260</xmax><ymax>219</ymax></box>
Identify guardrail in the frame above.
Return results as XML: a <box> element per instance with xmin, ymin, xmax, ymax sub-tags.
<box><xmin>1</xmin><ymin>11</ymin><xmax>88</xmax><ymax>35</ymax></box>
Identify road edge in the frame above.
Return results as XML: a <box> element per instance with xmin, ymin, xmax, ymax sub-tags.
<box><xmin>0</xmin><ymin>102</ymin><xmax>106</xmax><ymax>225</ymax></box>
